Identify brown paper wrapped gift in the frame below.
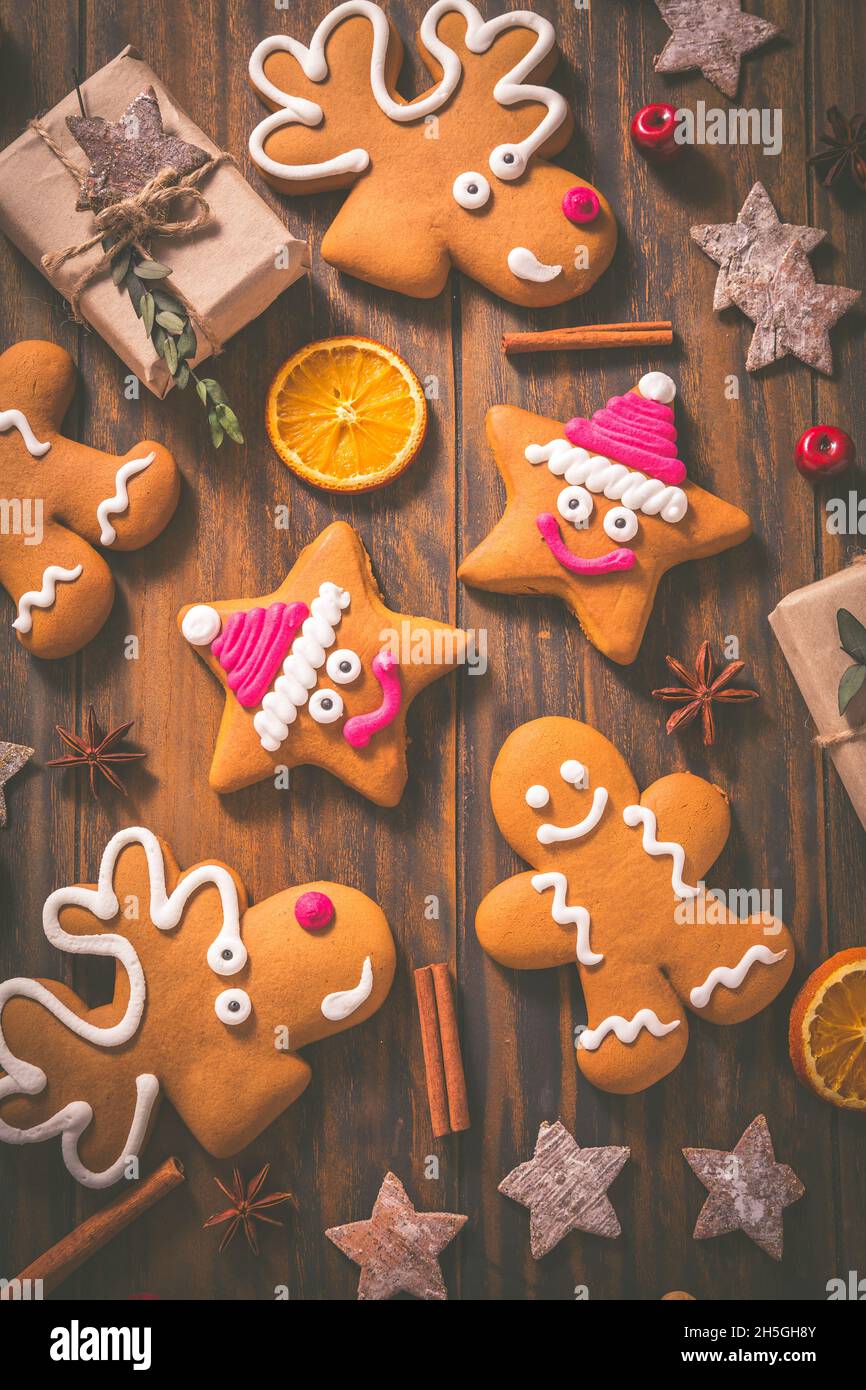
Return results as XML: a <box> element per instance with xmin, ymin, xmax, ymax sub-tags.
<box><xmin>0</xmin><ymin>46</ymin><xmax>309</xmax><ymax>396</ymax></box>
<box><xmin>769</xmin><ymin>559</ymin><xmax>866</xmax><ymax>831</ymax></box>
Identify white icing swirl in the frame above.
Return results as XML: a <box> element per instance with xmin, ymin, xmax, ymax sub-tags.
<box><xmin>12</xmin><ymin>564</ymin><xmax>83</xmax><ymax>633</ymax></box>
<box><xmin>96</xmin><ymin>453</ymin><xmax>156</xmax><ymax>545</ymax></box>
<box><xmin>622</xmin><ymin>804</ymin><xmax>700</xmax><ymax>899</ymax></box>
<box><xmin>253</xmin><ymin>582</ymin><xmax>350</xmax><ymax>752</ymax></box>
<box><xmin>578</xmin><ymin>1009</ymin><xmax>680</xmax><ymax>1052</ymax></box>
<box><xmin>531</xmin><ymin>871</ymin><xmax>602</xmax><ymax>966</ymax></box>
<box><xmin>690</xmin><ymin>945</ymin><xmax>787</xmax><ymax>1009</ymax></box>
<box><xmin>0</xmin><ymin>407</ymin><xmax>51</xmax><ymax>457</ymax></box>
<box><xmin>526</xmin><ymin>439</ymin><xmax>688</xmax><ymax>524</ymax></box>
<box><xmin>321</xmin><ymin>956</ymin><xmax>373</xmax><ymax>1021</ymax></box>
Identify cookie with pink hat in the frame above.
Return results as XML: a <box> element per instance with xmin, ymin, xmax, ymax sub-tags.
<box><xmin>458</xmin><ymin>373</ymin><xmax>751</xmax><ymax>664</ymax></box>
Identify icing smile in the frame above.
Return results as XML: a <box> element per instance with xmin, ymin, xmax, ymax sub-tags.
<box><xmin>507</xmin><ymin>247</ymin><xmax>562</xmax><ymax>283</ymax></box>
<box><xmin>536</xmin><ymin>513</ymin><xmax>636</xmax><ymax>575</ymax></box>
<box><xmin>343</xmin><ymin>650</ymin><xmax>402</xmax><ymax>748</ymax></box>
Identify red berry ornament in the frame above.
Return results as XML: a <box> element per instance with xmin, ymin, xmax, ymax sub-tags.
<box><xmin>630</xmin><ymin>103</ymin><xmax>681</xmax><ymax>163</ymax></box>
<box><xmin>795</xmin><ymin>426</ymin><xmax>855</xmax><ymax>480</ymax></box>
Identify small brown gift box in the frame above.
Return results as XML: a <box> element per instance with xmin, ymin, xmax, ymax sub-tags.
<box><xmin>0</xmin><ymin>46</ymin><xmax>309</xmax><ymax>397</ymax></box>
<box><xmin>769</xmin><ymin>559</ymin><xmax>866</xmax><ymax>831</ymax></box>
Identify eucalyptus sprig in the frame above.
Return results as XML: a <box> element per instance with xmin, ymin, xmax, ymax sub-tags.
<box><xmin>837</xmin><ymin>607</ymin><xmax>866</xmax><ymax>714</ymax></box>
<box><xmin>109</xmin><ymin>242</ymin><xmax>243</xmax><ymax>448</ymax></box>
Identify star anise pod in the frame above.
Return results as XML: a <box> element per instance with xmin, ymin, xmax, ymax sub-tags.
<box><xmin>652</xmin><ymin>641</ymin><xmax>759</xmax><ymax>746</ymax></box>
<box><xmin>203</xmin><ymin>1165</ymin><xmax>296</xmax><ymax>1255</ymax></box>
<box><xmin>808</xmin><ymin>106</ymin><xmax>866</xmax><ymax>191</ymax></box>
<box><xmin>46</xmin><ymin>705</ymin><xmax>146</xmax><ymax>796</ymax></box>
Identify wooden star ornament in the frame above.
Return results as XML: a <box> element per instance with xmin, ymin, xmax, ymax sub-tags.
<box><xmin>68</xmin><ymin>86</ymin><xmax>209</xmax><ymax>213</ymax></box>
<box><xmin>458</xmin><ymin>374</ymin><xmax>751</xmax><ymax>665</ymax></box>
<box><xmin>499</xmin><ymin>1121</ymin><xmax>630</xmax><ymax>1259</ymax></box>
<box><xmin>0</xmin><ymin>740</ymin><xmax>33</xmax><ymax>827</ymax></box>
<box><xmin>179</xmin><ymin>522</ymin><xmax>466</xmax><ymax>805</ymax></box>
<box><xmin>684</xmin><ymin>1114</ymin><xmax>804</xmax><ymax>1260</ymax></box>
<box><xmin>326</xmin><ymin>1171</ymin><xmax>467</xmax><ymax>1300</ymax></box>
<box><xmin>654</xmin><ymin>0</ymin><xmax>781</xmax><ymax>100</ymax></box>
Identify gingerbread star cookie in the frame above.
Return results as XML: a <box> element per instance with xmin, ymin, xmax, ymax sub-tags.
<box><xmin>326</xmin><ymin>1171</ymin><xmax>467</xmax><ymax>1300</ymax></box>
<box><xmin>499</xmin><ymin>1121</ymin><xmax>629</xmax><ymax>1259</ymax></box>
<box><xmin>458</xmin><ymin>373</ymin><xmax>750</xmax><ymax>665</ymax></box>
<box><xmin>684</xmin><ymin>1114</ymin><xmax>804</xmax><ymax>1260</ymax></box>
<box><xmin>179</xmin><ymin>521</ymin><xmax>466</xmax><ymax>805</ymax></box>
<box><xmin>475</xmin><ymin>717</ymin><xmax>795</xmax><ymax>1094</ymax></box>
<box><xmin>653</xmin><ymin>1</ymin><xmax>781</xmax><ymax>100</ymax></box>
<box><xmin>0</xmin><ymin>340</ymin><xmax>179</xmax><ymax>659</ymax></box>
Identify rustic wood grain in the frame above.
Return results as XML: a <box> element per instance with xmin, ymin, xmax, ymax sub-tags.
<box><xmin>1</xmin><ymin>0</ymin><xmax>864</xmax><ymax>1302</ymax></box>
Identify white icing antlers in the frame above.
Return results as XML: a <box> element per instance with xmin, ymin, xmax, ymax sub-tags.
<box><xmin>248</xmin><ymin>0</ymin><xmax>568</xmax><ymax>184</ymax></box>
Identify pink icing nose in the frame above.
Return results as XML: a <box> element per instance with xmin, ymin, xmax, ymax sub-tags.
<box><xmin>295</xmin><ymin>891</ymin><xmax>335</xmax><ymax>932</ymax></box>
<box><xmin>562</xmin><ymin>186</ymin><xmax>600</xmax><ymax>224</ymax></box>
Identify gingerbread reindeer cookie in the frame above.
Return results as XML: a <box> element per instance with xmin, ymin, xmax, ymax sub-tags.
<box><xmin>459</xmin><ymin>373</ymin><xmax>751</xmax><ymax>665</ymax></box>
<box><xmin>0</xmin><ymin>341</ymin><xmax>179</xmax><ymax>659</ymax></box>
<box><xmin>179</xmin><ymin>521</ymin><xmax>467</xmax><ymax>805</ymax></box>
<box><xmin>476</xmin><ymin>718</ymin><xmax>794</xmax><ymax>1094</ymax></box>
<box><xmin>0</xmin><ymin>828</ymin><xmax>395</xmax><ymax>1187</ymax></box>
<box><xmin>248</xmin><ymin>0</ymin><xmax>616</xmax><ymax>307</ymax></box>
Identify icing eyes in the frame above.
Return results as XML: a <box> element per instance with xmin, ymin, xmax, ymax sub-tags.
<box><xmin>489</xmin><ymin>144</ymin><xmax>526</xmax><ymax>180</ymax></box>
<box><xmin>556</xmin><ymin>485</ymin><xmax>594</xmax><ymax>527</ymax></box>
<box><xmin>326</xmin><ymin>648</ymin><xmax>362</xmax><ymax>684</ymax></box>
<box><xmin>214</xmin><ymin>988</ymin><xmax>252</xmax><ymax>1026</ymax></box>
<box><xmin>309</xmin><ymin>689</ymin><xmax>344</xmax><ymax>724</ymax></box>
<box><xmin>603</xmin><ymin>507</ymin><xmax>640</xmax><ymax>542</ymax></box>
<box><xmin>525</xmin><ymin>784</ymin><xmax>550</xmax><ymax>809</ymax></box>
<box><xmin>295</xmin><ymin>891</ymin><xmax>336</xmax><ymax>931</ymax></box>
<box><xmin>452</xmin><ymin>171</ymin><xmax>491</xmax><ymax>209</ymax></box>
<box><xmin>560</xmin><ymin>760</ymin><xmax>587</xmax><ymax>787</ymax></box>
<box><xmin>206</xmin><ymin>936</ymin><xmax>248</xmax><ymax>977</ymax></box>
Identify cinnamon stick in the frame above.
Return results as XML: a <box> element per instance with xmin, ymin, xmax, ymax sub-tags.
<box><xmin>3</xmin><ymin>1156</ymin><xmax>185</xmax><ymax>1298</ymax></box>
<box><xmin>503</xmin><ymin>321</ymin><xmax>673</xmax><ymax>356</ymax></box>
<box><xmin>431</xmin><ymin>963</ymin><xmax>470</xmax><ymax>1134</ymax></box>
<box><xmin>414</xmin><ymin>965</ymin><xmax>451</xmax><ymax>1138</ymax></box>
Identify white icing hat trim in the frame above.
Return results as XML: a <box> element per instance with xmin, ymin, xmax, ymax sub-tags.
<box><xmin>638</xmin><ymin>372</ymin><xmax>676</xmax><ymax>404</ymax></box>
<box><xmin>526</xmin><ymin>439</ymin><xmax>688</xmax><ymax>524</ymax></box>
<box><xmin>182</xmin><ymin>604</ymin><xmax>223</xmax><ymax>646</ymax></box>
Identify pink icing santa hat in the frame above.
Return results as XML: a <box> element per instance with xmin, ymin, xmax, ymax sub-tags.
<box><xmin>564</xmin><ymin>372</ymin><xmax>686</xmax><ymax>485</ymax></box>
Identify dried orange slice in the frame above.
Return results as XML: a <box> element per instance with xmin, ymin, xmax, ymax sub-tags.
<box><xmin>789</xmin><ymin>947</ymin><xmax>866</xmax><ymax>1110</ymax></box>
<box><xmin>266</xmin><ymin>336</ymin><xmax>427</xmax><ymax>492</ymax></box>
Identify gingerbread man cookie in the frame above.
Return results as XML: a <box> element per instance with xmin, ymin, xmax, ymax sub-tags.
<box><xmin>458</xmin><ymin>373</ymin><xmax>751</xmax><ymax>665</ymax></box>
<box><xmin>179</xmin><ymin>521</ymin><xmax>467</xmax><ymax>805</ymax></box>
<box><xmin>475</xmin><ymin>718</ymin><xmax>794</xmax><ymax>1094</ymax></box>
<box><xmin>248</xmin><ymin>0</ymin><xmax>616</xmax><ymax>307</ymax></box>
<box><xmin>0</xmin><ymin>828</ymin><xmax>395</xmax><ymax>1187</ymax></box>
<box><xmin>0</xmin><ymin>341</ymin><xmax>179</xmax><ymax>659</ymax></box>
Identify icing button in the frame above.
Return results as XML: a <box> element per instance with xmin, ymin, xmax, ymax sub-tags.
<box><xmin>295</xmin><ymin>890</ymin><xmax>335</xmax><ymax>932</ymax></box>
<box><xmin>182</xmin><ymin>604</ymin><xmax>222</xmax><ymax>646</ymax></box>
<box><xmin>562</xmin><ymin>186</ymin><xmax>600</xmax><ymax>224</ymax></box>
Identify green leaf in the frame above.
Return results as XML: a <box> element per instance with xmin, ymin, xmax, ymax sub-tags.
<box><xmin>135</xmin><ymin>260</ymin><xmax>173</xmax><ymax>280</ymax></box>
<box><xmin>111</xmin><ymin>247</ymin><xmax>131</xmax><ymax>285</ymax></box>
<box><xmin>837</xmin><ymin>608</ymin><xmax>866</xmax><ymax>664</ymax></box>
<box><xmin>152</xmin><ymin>323</ymin><xmax>167</xmax><ymax>356</ymax></box>
<box><xmin>126</xmin><ymin>272</ymin><xmax>146</xmax><ymax>316</ymax></box>
<box><xmin>839</xmin><ymin>662</ymin><xmax>866</xmax><ymax>715</ymax></box>
<box><xmin>163</xmin><ymin>336</ymin><xmax>178</xmax><ymax>374</ymax></box>
<box><xmin>216</xmin><ymin>403</ymin><xmax>244</xmax><ymax>444</ymax></box>
<box><xmin>155</xmin><ymin>310</ymin><xmax>186</xmax><ymax>334</ymax></box>
<box><xmin>208</xmin><ymin>408</ymin><xmax>224</xmax><ymax>448</ymax></box>
<box><xmin>142</xmin><ymin>292</ymin><xmax>155</xmax><ymax>336</ymax></box>
<box><xmin>150</xmin><ymin>287</ymin><xmax>183</xmax><ymax>312</ymax></box>
<box><xmin>177</xmin><ymin>321</ymin><xmax>197</xmax><ymax>360</ymax></box>
<box><xmin>196</xmin><ymin>379</ymin><xmax>208</xmax><ymax>406</ymax></box>
<box><xmin>175</xmin><ymin>362</ymin><xmax>190</xmax><ymax>390</ymax></box>
<box><xmin>199</xmin><ymin>377</ymin><xmax>228</xmax><ymax>407</ymax></box>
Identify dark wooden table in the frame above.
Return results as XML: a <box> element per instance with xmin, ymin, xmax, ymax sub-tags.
<box><xmin>1</xmin><ymin>0</ymin><xmax>864</xmax><ymax>1301</ymax></box>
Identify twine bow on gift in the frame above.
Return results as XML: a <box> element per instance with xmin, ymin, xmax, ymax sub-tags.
<box><xmin>29</xmin><ymin>116</ymin><xmax>230</xmax><ymax>350</ymax></box>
